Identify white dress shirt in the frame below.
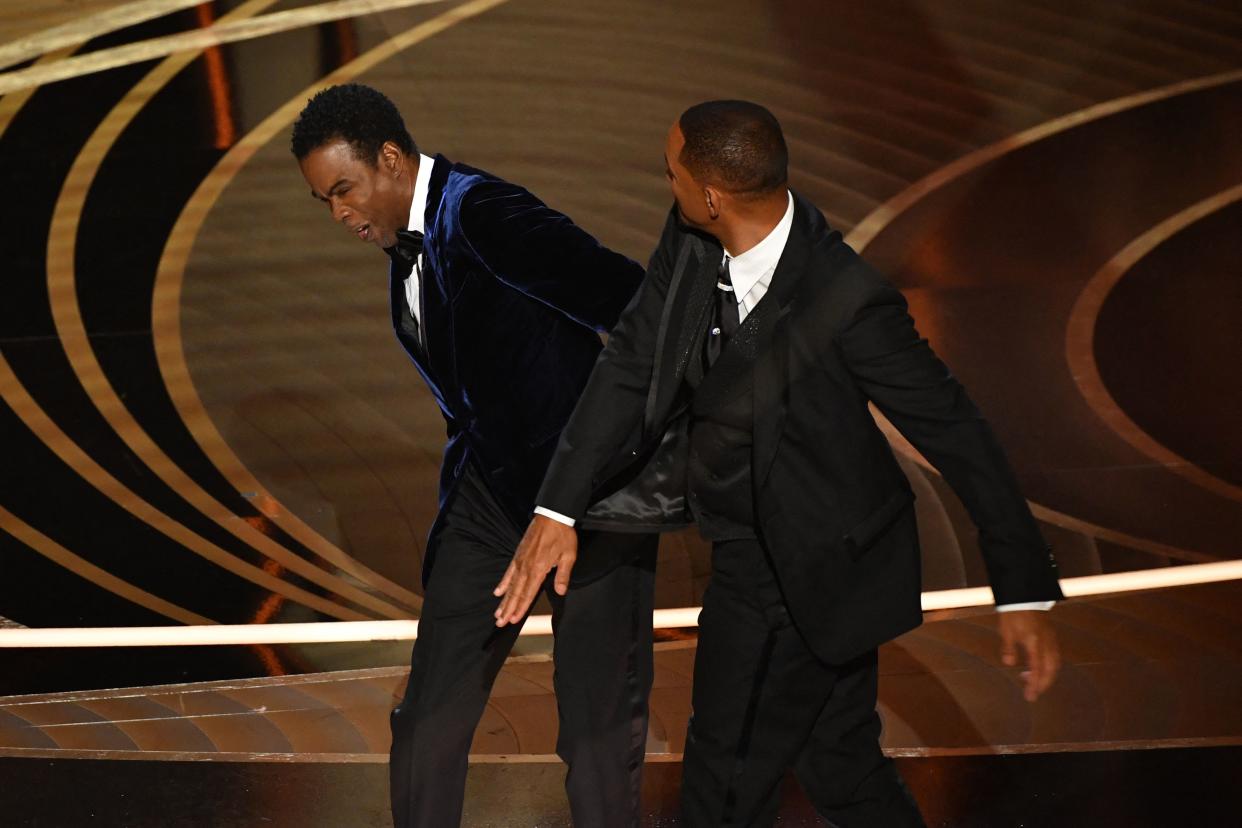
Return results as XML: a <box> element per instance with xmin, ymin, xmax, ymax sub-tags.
<box><xmin>401</xmin><ymin>153</ymin><xmax>435</xmax><ymax>326</ymax></box>
<box><xmin>535</xmin><ymin>191</ymin><xmax>1051</xmax><ymax>611</ymax></box>
<box><xmin>725</xmin><ymin>190</ymin><xmax>795</xmax><ymax>323</ymax></box>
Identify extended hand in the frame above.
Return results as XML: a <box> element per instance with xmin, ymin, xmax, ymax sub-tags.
<box><xmin>493</xmin><ymin>515</ymin><xmax>578</xmax><ymax>627</ymax></box>
<box><xmin>998</xmin><ymin>610</ymin><xmax>1061</xmax><ymax>702</ymax></box>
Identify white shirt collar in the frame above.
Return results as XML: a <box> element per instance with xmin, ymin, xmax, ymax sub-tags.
<box><xmin>723</xmin><ymin>190</ymin><xmax>794</xmax><ymax>314</ymax></box>
<box><xmin>407</xmin><ymin>153</ymin><xmax>435</xmax><ymax>233</ymax></box>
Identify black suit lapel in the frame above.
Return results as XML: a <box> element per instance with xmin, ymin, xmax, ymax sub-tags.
<box><xmin>753</xmin><ymin>195</ymin><xmax>817</xmax><ymax>491</ymax></box>
<box><xmin>644</xmin><ymin>228</ymin><xmax>719</xmax><ymax>431</ymax></box>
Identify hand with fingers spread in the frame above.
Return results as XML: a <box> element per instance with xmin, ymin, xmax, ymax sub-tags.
<box><xmin>493</xmin><ymin>514</ymin><xmax>579</xmax><ymax>626</ymax></box>
<box><xmin>998</xmin><ymin>610</ymin><xmax>1061</xmax><ymax>702</ymax></box>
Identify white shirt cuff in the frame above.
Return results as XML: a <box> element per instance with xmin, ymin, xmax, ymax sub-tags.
<box><xmin>534</xmin><ymin>506</ymin><xmax>576</xmax><ymax>528</ymax></box>
<box><xmin>996</xmin><ymin>601</ymin><xmax>1056</xmax><ymax>612</ymax></box>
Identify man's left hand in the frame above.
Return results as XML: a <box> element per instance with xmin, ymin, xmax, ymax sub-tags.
<box><xmin>998</xmin><ymin>610</ymin><xmax>1061</xmax><ymax>702</ymax></box>
<box><xmin>493</xmin><ymin>515</ymin><xmax>578</xmax><ymax>627</ymax></box>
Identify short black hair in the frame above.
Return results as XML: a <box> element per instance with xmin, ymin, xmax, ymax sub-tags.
<box><xmin>678</xmin><ymin>100</ymin><xmax>787</xmax><ymax>197</ymax></box>
<box><xmin>290</xmin><ymin>83</ymin><xmax>417</xmax><ymax>163</ymax></box>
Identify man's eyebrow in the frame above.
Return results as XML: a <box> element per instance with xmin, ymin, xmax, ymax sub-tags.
<box><xmin>310</xmin><ymin>178</ymin><xmax>349</xmax><ymax>201</ymax></box>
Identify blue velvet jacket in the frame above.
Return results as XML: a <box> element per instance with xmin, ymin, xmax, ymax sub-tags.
<box><xmin>390</xmin><ymin>155</ymin><xmax>643</xmax><ymax>576</ymax></box>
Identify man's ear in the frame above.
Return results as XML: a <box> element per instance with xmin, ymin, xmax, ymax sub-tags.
<box><xmin>380</xmin><ymin>141</ymin><xmax>403</xmax><ymax>176</ymax></box>
<box><xmin>704</xmin><ymin>185</ymin><xmax>722</xmax><ymax>220</ymax></box>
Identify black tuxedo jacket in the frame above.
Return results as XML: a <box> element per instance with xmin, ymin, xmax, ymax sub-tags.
<box><xmin>539</xmin><ymin>193</ymin><xmax>1063</xmax><ymax>664</ymax></box>
<box><xmin>391</xmin><ymin>155</ymin><xmax>644</xmax><ymax>581</ymax></box>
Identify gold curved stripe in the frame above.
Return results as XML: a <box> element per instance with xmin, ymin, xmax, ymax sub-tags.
<box><xmin>0</xmin><ymin>0</ymin><xmax>463</xmax><ymax>95</ymax></box>
<box><xmin>152</xmin><ymin>0</ymin><xmax>521</xmax><ymax>612</ymax></box>
<box><xmin>0</xmin><ymin>349</ymin><xmax>366</xmax><ymax>621</ymax></box>
<box><xmin>29</xmin><ymin>0</ymin><xmax>376</xmax><ymax>623</ymax></box>
<box><xmin>869</xmin><ymin>409</ymin><xmax>1215</xmax><ymax>565</ymax></box>
<box><xmin>0</xmin><ymin>0</ymin><xmax>212</xmax><ymax>71</ymax></box>
<box><xmin>845</xmin><ymin>72</ymin><xmax>1242</xmax><ymax>564</ymax></box>
<box><xmin>42</xmin><ymin>0</ymin><xmax>425</xmax><ymax>621</ymax></box>
<box><xmin>0</xmin><ymin>49</ymin><xmax>213</xmax><ymax>627</ymax></box>
<box><xmin>845</xmin><ymin>68</ymin><xmax>1242</xmax><ymax>253</ymax></box>
<box><xmin>1066</xmin><ymin>183</ymin><xmax>1242</xmax><ymax>505</ymax></box>
<box><xmin>0</xmin><ymin>504</ymin><xmax>213</xmax><ymax>626</ymax></box>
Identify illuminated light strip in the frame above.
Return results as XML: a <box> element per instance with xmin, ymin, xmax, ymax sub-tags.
<box><xmin>151</xmin><ymin>0</ymin><xmax>521</xmax><ymax>612</ymax></box>
<box><xmin>0</xmin><ymin>0</ymin><xmax>216</xmax><ymax>70</ymax></box>
<box><xmin>1066</xmin><ymin>182</ymin><xmax>1242</xmax><ymax>505</ymax></box>
<box><xmin>6</xmin><ymin>559</ymin><xmax>1242</xmax><ymax>648</ymax></box>
<box><xmin>44</xmin><ymin>0</ymin><xmax>418</xmax><ymax>621</ymax></box>
<box><xmin>0</xmin><ymin>0</ymin><xmax>468</xmax><ymax>95</ymax></box>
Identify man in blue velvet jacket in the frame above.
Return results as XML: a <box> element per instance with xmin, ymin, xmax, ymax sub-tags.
<box><xmin>292</xmin><ymin>84</ymin><xmax>656</xmax><ymax>828</ymax></box>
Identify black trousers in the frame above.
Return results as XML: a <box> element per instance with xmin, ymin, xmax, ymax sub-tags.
<box><xmin>389</xmin><ymin>465</ymin><xmax>657</xmax><ymax>828</ymax></box>
<box><xmin>681</xmin><ymin>538</ymin><xmax>926</xmax><ymax>828</ymax></box>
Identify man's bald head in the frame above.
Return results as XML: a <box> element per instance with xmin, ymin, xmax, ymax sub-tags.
<box><xmin>677</xmin><ymin>100</ymin><xmax>788</xmax><ymax>199</ymax></box>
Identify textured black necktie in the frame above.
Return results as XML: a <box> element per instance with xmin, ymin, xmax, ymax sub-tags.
<box><xmin>704</xmin><ymin>256</ymin><xmax>739</xmax><ymax>369</ymax></box>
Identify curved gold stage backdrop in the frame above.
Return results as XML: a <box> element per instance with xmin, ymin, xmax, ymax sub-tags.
<box><xmin>0</xmin><ymin>3</ymin><xmax>1240</xmax><ymax>822</ymax></box>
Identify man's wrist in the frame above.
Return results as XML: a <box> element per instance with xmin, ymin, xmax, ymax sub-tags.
<box><xmin>534</xmin><ymin>506</ymin><xmax>576</xmax><ymax>528</ymax></box>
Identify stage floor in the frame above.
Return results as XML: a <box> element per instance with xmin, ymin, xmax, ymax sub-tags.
<box><xmin>6</xmin><ymin>747</ymin><xmax>1242</xmax><ymax>826</ymax></box>
<box><xmin>2</xmin><ymin>0</ymin><xmax>1241</xmax><ymax>824</ymax></box>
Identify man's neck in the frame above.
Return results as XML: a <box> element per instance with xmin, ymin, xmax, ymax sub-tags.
<box><xmin>714</xmin><ymin>192</ymin><xmax>789</xmax><ymax>256</ymax></box>
<box><xmin>401</xmin><ymin>155</ymin><xmax>422</xmax><ymax>225</ymax></box>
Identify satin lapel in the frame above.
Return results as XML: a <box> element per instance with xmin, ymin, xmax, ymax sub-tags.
<box><xmin>753</xmin><ymin>197</ymin><xmax>814</xmax><ymax>491</ymax></box>
<box><xmin>646</xmin><ymin>230</ymin><xmax>719</xmax><ymax>429</ymax></box>
<box><xmin>417</xmin><ymin>155</ymin><xmax>454</xmax><ymax>384</ymax></box>
<box><xmin>671</xmin><ymin>235</ymin><xmax>719</xmax><ymax>378</ymax></box>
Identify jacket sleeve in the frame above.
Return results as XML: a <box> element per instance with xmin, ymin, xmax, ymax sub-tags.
<box><xmin>836</xmin><ymin>278</ymin><xmax>1063</xmax><ymax>605</ymax></box>
<box><xmin>535</xmin><ymin>208</ymin><xmax>682</xmax><ymax>520</ymax></box>
<box><xmin>458</xmin><ymin>178</ymin><xmax>645</xmax><ymax>332</ymax></box>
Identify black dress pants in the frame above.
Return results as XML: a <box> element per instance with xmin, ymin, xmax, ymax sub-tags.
<box><xmin>681</xmin><ymin>538</ymin><xmax>926</xmax><ymax>828</ymax></box>
<box><xmin>389</xmin><ymin>464</ymin><xmax>657</xmax><ymax>828</ymax></box>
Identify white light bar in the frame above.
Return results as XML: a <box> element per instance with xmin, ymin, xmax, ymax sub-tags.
<box><xmin>2</xmin><ymin>561</ymin><xmax>1240</xmax><ymax>648</ymax></box>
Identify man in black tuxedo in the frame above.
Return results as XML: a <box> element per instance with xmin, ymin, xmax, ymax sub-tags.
<box><xmin>291</xmin><ymin>84</ymin><xmax>657</xmax><ymax>828</ymax></box>
<box><xmin>496</xmin><ymin>100</ymin><xmax>1063</xmax><ymax>826</ymax></box>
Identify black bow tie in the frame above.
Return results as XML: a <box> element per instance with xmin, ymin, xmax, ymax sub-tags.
<box><xmin>385</xmin><ymin>228</ymin><xmax>424</xmax><ymax>268</ymax></box>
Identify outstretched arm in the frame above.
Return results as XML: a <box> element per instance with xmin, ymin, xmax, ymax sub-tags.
<box><xmin>493</xmin><ymin>209</ymin><xmax>684</xmax><ymax>625</ymax></box>
<box><xmin>838</xmin><ymin>279</ymin><xmax>1062</xmax><ymax>700</ymax></box>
